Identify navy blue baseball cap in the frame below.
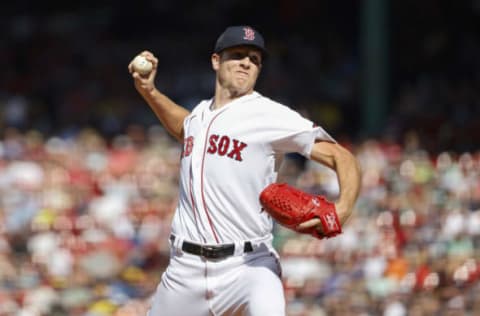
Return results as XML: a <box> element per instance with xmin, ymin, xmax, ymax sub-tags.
<box><xmin>214</xmin><ymin>26</ymin><xmax>267</xmax><ymax>57</ymax></box>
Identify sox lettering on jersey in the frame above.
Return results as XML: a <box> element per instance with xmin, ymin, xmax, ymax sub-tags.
<box><xmin>181</xmin><ymin>135</ymin><xmax>248</xmax><ymax>161</ymax></box>
<box><xmin>207</xmin><ymin>135</ymin><xmax>247</xmax><ymax>161</ymax></box>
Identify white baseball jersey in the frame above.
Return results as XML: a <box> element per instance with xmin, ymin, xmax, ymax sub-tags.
<box><xmin>170</xmin><ymin>91</ymin><xmax>335</xmax><ymax>244</ymax></box>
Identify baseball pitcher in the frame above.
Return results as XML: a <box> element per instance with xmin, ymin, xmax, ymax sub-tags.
<box><xmin>128</xmin><ymin>25</ymin><xmax>361</xmax><ymax>316</ymax></box>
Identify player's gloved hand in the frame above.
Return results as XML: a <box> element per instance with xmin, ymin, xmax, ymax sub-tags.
<box><xmin>128</xmin><ymin>50</ymin><xmax>158</xmax><ymax>97</ymax></box>
<box><xmin>259</xmin><ymin>183</ymin><xmax>342</xmax><ymax>239</ymax></box>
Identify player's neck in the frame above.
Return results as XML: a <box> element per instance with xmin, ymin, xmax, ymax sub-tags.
<box><xmin>213</xmin><ymin>86</ymin><xmax>253</xmax><ymax>110</ymax></box>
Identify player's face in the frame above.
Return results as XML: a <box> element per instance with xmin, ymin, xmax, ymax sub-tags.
<box><xmin>212</xmin><ymin>46</ymin><xmax>262</xmax><ymax>96</ymax></box>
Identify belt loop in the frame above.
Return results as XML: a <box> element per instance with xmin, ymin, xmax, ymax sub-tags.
<box><xmin>171</xmin><ymin>234</ymin><xmax>184</xmax><ymax>254</ymax></box>
<box><xmin>250</xmin><ymin>234</ymin><xmax>273</xmax><ymax>250</ymax></box>
<box><xmin>233</xmin><ymin>241</ymin><xmax>244</xmax><ymax>256</ymax></box>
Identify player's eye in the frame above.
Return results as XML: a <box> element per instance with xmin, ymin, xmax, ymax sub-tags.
<box><xmin>224</xmin><ymin>51</ymin><xmax>261</xmax><ymax>66</ymax></box>
<box><xmin>232</xmin><ymin>52</ymin><xmax>246</xmax><ymax>60</ymax></box>
<box><xmin>249</xmin><ymin>55</ymin><xmax>260</xmax><ymax>66</ymax></box>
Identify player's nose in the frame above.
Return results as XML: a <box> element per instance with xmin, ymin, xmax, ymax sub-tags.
<box><xmin>239</xmin><ymin>56</ymin><xmax>251</xmax><ymax>68</ymax></box>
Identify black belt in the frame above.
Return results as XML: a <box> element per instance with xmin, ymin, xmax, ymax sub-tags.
<box><xmin>170</xmin><ymin>235</ymin><xmax>253</xmax><ymax>259</ymax></box>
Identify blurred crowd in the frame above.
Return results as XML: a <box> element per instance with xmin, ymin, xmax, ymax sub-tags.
<box><xmin>0</xmin><ymin>125</ymin><xmax>177</xmax><ymax>316</ymax></box>
<box><xmin>0</xmin><ymin>126</ymin><xmax>478</xmax><ymax>316</ymax></box>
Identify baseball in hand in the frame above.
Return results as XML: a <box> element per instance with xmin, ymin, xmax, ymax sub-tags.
<box><xmin>132</xmin><ymin>55</ymin><xmax>153</xmax><ymax>75</ymax></box>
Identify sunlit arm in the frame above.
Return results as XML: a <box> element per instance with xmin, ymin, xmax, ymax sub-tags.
<box><xmin>140</xmin><ymin>87</ymin><xmax>190</xmax><ymax>142</ymax></box>
<box><xmin>296</xmin><ymin>140</ymin><xmax>362</xmax><ymax>232</ymax></box>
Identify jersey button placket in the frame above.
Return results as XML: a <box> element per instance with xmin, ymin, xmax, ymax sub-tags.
<box><xmin>190</xmin><ymin>130</ymin><xmax>205</xmax><ymax>191</ymax></box>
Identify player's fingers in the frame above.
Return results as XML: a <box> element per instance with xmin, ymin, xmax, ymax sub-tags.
<box><xmin>142</xmin><ymin>54</ymin><xmax>158</xmax><ymax>68</ymax></box>
<box><xmin>150</xmin><ymin>56</ymin><xmax>158</xmax><ymax>68</ymax></box>
<box><xmin>132</xmin><ymin>72</ymin><xmax>141</xmax><ymax>80</ymax></box>
<box><xmin>133</xmin><ymin>72</ymin><xmax>148</xmax><ymax>81</ymax></box>
<box><xmin>141</xmin><ymin>51</ymin><xmax>157</xmax><ymax>64</ymax></box>
<box><xmin>138</xmin><ymin>50</ymin><xmax>157</xmax><ymax>65</ymax></box>
<box><xmin>296</xmin><ymin>218</ymin><xmax>321</xmax><ymax>230</ymax></box>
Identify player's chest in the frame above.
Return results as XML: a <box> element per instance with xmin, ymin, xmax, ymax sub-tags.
<box><xmin>181</xmin><ymin>109</ymin><xmax>262</xmax><ymax>163</ymax></box>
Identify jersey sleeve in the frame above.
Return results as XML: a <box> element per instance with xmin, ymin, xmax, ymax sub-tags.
<box><xmin>265</xmin><ymin>103</ymin><xmax>336</xmax><ymax>158</ymax></box>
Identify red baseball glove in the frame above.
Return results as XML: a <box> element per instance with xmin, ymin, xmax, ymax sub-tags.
<box><xmin>259</xmin><ymin>183</ymin><xmax>342</xmax><ymax>239</ymax></box>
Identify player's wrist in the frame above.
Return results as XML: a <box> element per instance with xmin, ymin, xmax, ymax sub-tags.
<box><xmin>141</xmin><ymin>86</ymin><xmax>159</xmax><ymax>100</ymax></box>
<box><xmin>334</xmin><ymin>201</ymin><xmax>353</xmax><ymax>224</ymax></box>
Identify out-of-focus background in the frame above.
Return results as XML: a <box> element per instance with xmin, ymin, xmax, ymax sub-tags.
<box><xmin>1</xmin><ymin>1</ymin><xmax>479</xmax><ymax>315</ymax></box>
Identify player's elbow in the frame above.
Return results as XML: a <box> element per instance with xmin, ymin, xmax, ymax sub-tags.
<box><xmin>333</xmin><ymin>144</ymin><xmax>359</xmax><ymax>170</ymax></box>
<box><xmin>311</xmin><ymin>142</ymin><xmax>361</xmax><ymax>181</ymax></box>
<box><xmin>344</xmin><ymin>148</ymin><xmax>361</xmax><ymax>180</ymax></box>
<box><xmin>333</xmin><ymin>145</ymin><xmax>362</xmax><ymax>203</ymax></box>
<box><xmin>341</xmin><ymin>148</ymin><xmax>361</xmax><ymax>191</ymax></box>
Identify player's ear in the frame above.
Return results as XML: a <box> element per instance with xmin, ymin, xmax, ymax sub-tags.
<box><xmin>211</xmin><ymin>53</ymin><xmax>220</xmax><ymax>71</ymax></box>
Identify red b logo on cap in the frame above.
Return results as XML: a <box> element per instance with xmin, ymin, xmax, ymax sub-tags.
<box><xmin>243</xmin><ymin>27</ymin><xmax>255</xmax><ymax>41</ymax></box>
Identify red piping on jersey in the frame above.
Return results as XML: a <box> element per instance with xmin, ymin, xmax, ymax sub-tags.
<box><xmin>200</xmin><ymin>110</ymin><xmax>226</xmax><ymax>243</ymax></box>
<box><xmin>189</xmin><ymin>165</ymin><xmax>206</xmax><ymax>243</ymax></box>
<box><xmin>189</xmin><ymin>170</ymin><xmax>197</xmax><ymax>223</ymax></box>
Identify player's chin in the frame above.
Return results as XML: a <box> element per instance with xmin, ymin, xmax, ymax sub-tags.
<box><xmin>233</xmin><ymin>80</ymin><xmax>254</xmax><ymax>94</ymax></box>
<box><xmin>233</xmin><ymin>87</ymin><xmax>253</xmax><ymax>97</ymax></box>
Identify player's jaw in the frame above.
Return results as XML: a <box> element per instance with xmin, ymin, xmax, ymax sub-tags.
<box><xmin>226</xmin><ymin>63</ymin><xmax>259</xmax><ymax>96</ymax></box>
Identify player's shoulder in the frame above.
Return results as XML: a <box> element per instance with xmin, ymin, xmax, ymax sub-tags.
<box><xmin>250</xmin><ymin>92</ymin><xmax>294</xmax><ymax>112</ymax></box>
<box><xmin>252</xmin><ymin>92</ymin><xmax>304</xmax><ymax>118</ymax></box>
<box><xmin>188</xmin><ymin>98</ymin><xmax>212</xmax><ymax>117</ymax></box>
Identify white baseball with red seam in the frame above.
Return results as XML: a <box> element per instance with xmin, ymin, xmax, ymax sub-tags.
<box><xmin>132</xmin><ymin>55</ymin><xmax>153</xmax><ymax>75</ymax></box>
